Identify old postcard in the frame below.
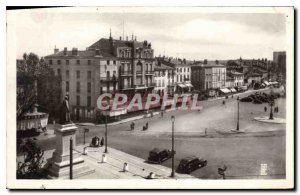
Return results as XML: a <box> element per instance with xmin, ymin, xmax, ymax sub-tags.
<box><xmin>6</xmin><ymin>7</ymin><xmax>294</xmax><ymax>189</ymax></box>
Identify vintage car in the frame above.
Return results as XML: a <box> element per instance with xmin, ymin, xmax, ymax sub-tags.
<box><xmin>176</xmin><ymin>156</ymin><xmax>207</xmax><ymax>174</ymax></box>
<box><xmin>147</xmin><ymin>148</ymin><xmax>172</xmax><ymax>164</ymax></box>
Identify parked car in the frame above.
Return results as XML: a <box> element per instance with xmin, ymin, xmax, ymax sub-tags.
<box><xmin>176</xmin><ymin>156</ymin><xmax>207</xmax><ymax>174</ymax></box>
<box><xmin>147</xmin><ymin>148</ymin><xmax>172</xmax><ymax>164</ymax></box>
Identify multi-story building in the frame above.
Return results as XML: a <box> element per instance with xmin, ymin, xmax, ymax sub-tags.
<box><xmin>88</xmin><ymin>33</ymin><xmax>156</xmax><ymax>99</ymax></box>
<box><xmin>45</xmin><ymin>32</ymin><xmax>156</xmax><ymax>121</ymax></box>
<box><xmin>153</xmin><ymin>63</ymin><xmax>175</xmax><ymax>96</ymax></box>
<box><xmin>156</xmin><ymin>57</ymin><xmax>193</xmax><ymax>94</ymax></box>
<box><xmin>228</xmin><ymin>71</ymin><xmax>244</xmax><ymax>87</ymax></box>
<box><xmin>191</xmin><ymin>62</ymin><xmax>226</xmax><ymax>97</ymax></box>
<box><xmin>273</xmin><ymin>51</ymin><xmax>286</xmax><ymax>81</ymax></box>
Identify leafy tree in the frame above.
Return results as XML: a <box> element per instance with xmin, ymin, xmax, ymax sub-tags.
<box><xmin>17</xmin><ymin>53</ymin><xmax>61</xmax><ymax>120</ymax></box>
<box><xmin>17</xmin><ymin>139</ymin><xmax>46</xmax><ymax>179</ymax></box>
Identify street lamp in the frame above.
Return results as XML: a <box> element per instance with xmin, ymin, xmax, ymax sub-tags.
<box><xmin>269</xmin><ymin>100</ymin><xmax>274</xmax><ymax>120</ymax></box>
<box><xmin>236</xmin><ymin>96</ymin><xmax>240</xmax><ymax>131</ymax></box>
<box><xmin>104</xmin><ymin>99</ymin><xmax>110</xmax><ymax>153</ymax></box>
<box><xmin>171</xmin><ymin>115</ymin><xmax>175</xmax><ymax>178</ymax></box>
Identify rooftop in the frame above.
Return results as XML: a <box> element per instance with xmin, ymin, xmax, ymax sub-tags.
<box><xmin>45</xmin><ymin>50</ymin><xmax>114</xmax><ymax>59</ymax></box>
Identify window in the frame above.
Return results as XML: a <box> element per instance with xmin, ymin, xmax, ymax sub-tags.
<box><xmin>66</xmin><ymin>60</ymin><xmax>69</xmax><ymax>65</ymax></box>
<box><xmin>87</xmin><ymin>71</ymin><xmax>91</xmax><ymax>79</ymax></box>
<box><xmin>88</xmin><ymin>60</ymin><xmax>91</xmax><ymax>65</ymax></box>
<box><xmin>87</xmin><ymin>82</ymin><xmax>91</xmax><ymax>93</ymax></box>
<box><xmin>57</xmin><ymin>69</ymin><xmax>61</xmax><ymax>75</ymax></box>
<box><xmin>76</xmin><ymin>82</ymin><xmax>80</xmax><ymax>92</ymax></box>
<box><xmin>57</xmin><ymin>60</ymin><xmax>61</xmax><ymax>65</ymax></box>
<box><xmin>76</xmin><ymin>71</ymin><xmax>80</xmax><ymax>79</ymax></box>
<box><xmin>76</xmin><ymin>95</ymin><xmax>80</xmax><ymax>106</ymax></box>
<box><xmin>77</xmin><ymin>60</ymin><xmax>80</xmax><ymax>65</ymax></box>
<box><xmin>49</xmin><ymin>60</ymin><xmax>52</xmax><ymax>65</ymax></box>
<box><xmin>66</xmin><ymin>70</ymin><xmax>69</xmax><ymax>79</ymax></box>
<box><xmin>113</xmin><ymin>60</ymin><xmax>116</xmax><ymax>65</ymax></box>
<box><xmin>107</xmin><ymin>60</ymin><xmax>110</xmax><ymax>65</ymax></box>
<box><xmin>87</xmin><ymin>96</ymin><xmax>91</xmax><ymax>107</ymax></box>
<box><xmin>66</xmin><ymin>81</ymin><xmax>69</xmax><ymax>92</ymax></box>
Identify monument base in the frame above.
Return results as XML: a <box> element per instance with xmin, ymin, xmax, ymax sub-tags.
<box><xmin>46</xmin><ymin>123</ymin><xmax>95</xmax><ymax>179</ymax></box>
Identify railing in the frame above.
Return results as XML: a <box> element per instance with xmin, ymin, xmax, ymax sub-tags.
<box><xmin>120</xmin><ymin>71</ymin><xmax>132</xmax><ymax>75</ymax></box>
<box><xmin>136</xmin><ymin>71</ymin><xmax>142</xmax><ymax>75</ymax></box>
<box><xmin>145</xmin><ymin>71</ymin><xmax>155</xmax><ymax>74</ymax></box>
<box><xmin>100</xmin><ymin>77</ymin><xmax>118</xmax><ymax>82</ymax></box>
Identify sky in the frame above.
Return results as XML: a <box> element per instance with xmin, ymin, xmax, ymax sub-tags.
<box><xmin>9</xmin><ymin>8</ymin><xmax>287</xmax><ymax>61</ymax></box>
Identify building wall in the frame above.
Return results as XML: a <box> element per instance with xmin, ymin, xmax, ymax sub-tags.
<box><xmin>175</xmin><ymin>65</ymin><xmax>191</xmax><ymax>83</ymax></box>
<box><xmin>46</xmin><ymin>57</ymin><xmax>99</xmax><ymax>120</ymax></box>
<box><xmin>154</xmin><ymin>69</ymin><xmax>168</xmax><ymax>95</ymax></box>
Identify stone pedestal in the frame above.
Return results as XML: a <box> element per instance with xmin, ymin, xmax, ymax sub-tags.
<box><xmin>47</xmin><ymin>123</ymin><xmax>94</xmax><ymax>179</ymax></box>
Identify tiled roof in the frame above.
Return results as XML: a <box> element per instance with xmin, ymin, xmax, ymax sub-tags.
<box><xmin>192</xmin><ymin>62</ymin><xmax>225</xmax><ymax>68</ymax></box>
<box><xmin>45</xmin><ymin>50</ymin><xmax>114</xmax><ymax>59</ymax></box>
<box><xmin>154</xmin><ymin>64</ymin><xmax>175</xmax><ymax>70</ymax></box>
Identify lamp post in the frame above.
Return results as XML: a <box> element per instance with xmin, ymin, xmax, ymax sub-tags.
<box><xmin>236</xmin><ymin>96</ymin><xmax>240</xmax><ymax>131</ymax></box>
<box><xmin>269</xmin><ymin>101</ymin><xmax>274</xmax><ymax>120</ymax></box>
<box><xmin>104</xmin><ymin>111</ymin><xmax>108</xmax><ymax>153</ymax></box>
<box><xmin>171</xmin><ymin>115</ymin><xmax>175</xmax><ymax>178</ymax></box>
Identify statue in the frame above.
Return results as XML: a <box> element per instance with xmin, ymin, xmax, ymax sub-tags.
<box><xmin>59</xmin><ymin>95</ymin><xmax>72</xmax><ymax>124</ymax></box>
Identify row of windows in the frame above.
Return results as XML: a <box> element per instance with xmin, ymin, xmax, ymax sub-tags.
<box><xmin>65</xmin><ymin>81</ymin><xmax>91</xmax><ymax>93</ymax></box>
<box><xmin>75</xmin><ymin>95</ymin><xmax>91</xmax><ymax>107</ymax></box>
<box><xmin>57</xmin><ymin>69</ymin><xmax>92</xmax><ymax>79</ymax></box>
<box><xmin>176</xmin><ymin>67</ymin><xmax>190</xmax><ymax>73</ymax></box>
<box><xmin>49</xmin><ymin>59</ymin><xmax>92</xmax><ymax>65</ymax></box>
<box><xmin>176</xmin><ymin>75</ymin><xmax>190</xmax><ymax>82</ymax></box>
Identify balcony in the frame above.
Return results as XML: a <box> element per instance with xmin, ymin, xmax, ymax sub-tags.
<box><xmin>120</xmin><ymin>70</ymin><xmax>133</xmax><ymax>76</ymax></box>
<box><xmin>100</xmin><ymin>76</ymin><xmax>118</xmax><ymax>83</ymax></box>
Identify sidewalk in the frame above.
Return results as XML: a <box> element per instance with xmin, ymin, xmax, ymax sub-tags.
<box><xmin>74</xmin><ymin>144</ymin><xmax>195</xmax><ymax>179</ymax></box>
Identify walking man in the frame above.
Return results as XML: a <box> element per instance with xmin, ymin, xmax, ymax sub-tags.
<box><xmin>264</xmin><ymin>106</ymin><xmax>267</xmax><ymax>112</ymax></box>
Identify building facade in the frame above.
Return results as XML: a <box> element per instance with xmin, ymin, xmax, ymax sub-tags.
<box><xmin>191</xmin><ymin>62</ymin><xmax>226</xmax><ymax>96</ymax></box>
<box><xmin>154</xmin><ymin>63</ymin><xmax>175</xmax><ymax>96</ymax></box>
<box><xmin>45</xmin><ymin>32</ymin><xmax>156</xmax><ymax>121</ymax></box>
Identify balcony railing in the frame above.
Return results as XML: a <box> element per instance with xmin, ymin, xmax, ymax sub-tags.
<box><xmin>120</xmin><ymin>71</ymin><xmax>132</xmax><ymax>75</ymax></box>
<box><xmin>100</xmin><ymin>76</ymin><xmax>118</xmax><ymax>82</ymax></box>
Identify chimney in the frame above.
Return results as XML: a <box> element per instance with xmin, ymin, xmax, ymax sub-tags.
<box><xmin>132</xmin><ymin>34</ymin><xmax>134</xmax><ymax>40</ymax></box>
<box><xmin>120</xmin><ymin>36</ymin><xmax>122</xmax><ymax>40</ymax></box>
<box><xmin>126</xmin><ymin>36</ymin><xmax>128</xmax><ymax>41</ymax></box>
<box><xmin>72</xmin><ymin>48</ymin><xmax>78</xmax><ymax>56</ymax></box>
<box><xmin>54</xmin><ymin>48</ymin><xmax>59</xmax><ymax>54</ymax></box>
<box><xmin>63</xmin><ymin>47</ymin><xmax>67</xmax><ymax>56</ymax></box>
<box><xmin>135</xmin><ymin>36</ymin><xmax>137</xmax><ymax>41</ymax></box>
<box><xmin>183</xmin><ymin>58</ymin><xmax>186</xmax><ymax>64</ymax></box>
<box><xmin>95</xmin><ymin>49</ymin><xmax>100</xmax><ymax>56</ymax></box>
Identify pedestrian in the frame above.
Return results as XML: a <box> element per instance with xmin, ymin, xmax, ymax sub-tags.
<box><xmin>264</xmin><ymin>106</ymin><xmax>267</xmax><ymax>112</ymax></box>
<box><xmin>161</xmin><ymin>110</ymin><xmax>164</xmax><ymax>118</ymax></box>
<box><xmin>131</xmin><ymin>122</ymin><xmax>135</xmax><ymax>130</ymax></box>
<box><xmin>232</xmin><ymin>95</ymin><xmax>234</xmax><ymax>98</ymax></box>
<box><xmin>145</xmin><ymin>122</ymin><xmax>149</xmax><ymax>130</ymax></box>
<box><xmin>277</xmin><ymin>107</ymin><xmax>279</xmax><ymax>112</ymax></box>
<box><xmin>222</xmin><ymin>100</ymin><xmax>225</xmax><ymax>105</ymax></box>
<box><xmin>205</xmin><ymin>128</ymin><xmax>207</xmax><ymax>136</ymax></box>
<box><xmin>100</xmin><ymin>137</ymin><xmax>104</xmax><ymax>147</ymax></box>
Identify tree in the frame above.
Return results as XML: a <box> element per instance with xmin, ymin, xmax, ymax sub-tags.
<box><xmin>17</xmin><ymin>139</ymin><xmax>46</xmax><ymax>179</ymax></box>
<box><xmin>17</xmin><ymin>53</ymin><xmax>61</xmax><ymax>120</ymax></box>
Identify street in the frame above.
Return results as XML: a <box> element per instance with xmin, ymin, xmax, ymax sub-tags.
<box><xmin>37</xmin><ymin>88</ymin><xmax>286</xmax><ymax>179</ymax></box>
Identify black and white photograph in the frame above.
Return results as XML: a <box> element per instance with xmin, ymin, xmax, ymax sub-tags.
<box><xmin>6</xmin><ymin>6</ymin><xmax>294</xmax><ymax>189</ymax></box>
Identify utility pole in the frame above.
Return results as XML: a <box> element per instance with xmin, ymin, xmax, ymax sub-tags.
<box><xmin>237</xmin><ymin>96</ymin><xmax>240</xmax><ymax>131</ymax></box>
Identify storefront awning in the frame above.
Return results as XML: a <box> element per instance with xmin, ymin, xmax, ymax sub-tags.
<box><xmin>102</xmin><ymin>108</ymin><xmax>127</xmax><ymax>117</ymax></box>
<box><xmin>185</xmin><ymin>83</ymin><xmax>194</xmax><ymax>88</ymax></box>
<box><xmin>230</xmin><ymin>88</ymin><xmax>237</xmax><ymax>93</ymax></box>
<box><xmin>220</xmin><ymin>88</ymin><xmax>231</xmax><ymax>93</ymax></box>
<box><xmin>178</xmin><ymin>84</ymin><xmax>188</xmax><ymax>88</ymax></box>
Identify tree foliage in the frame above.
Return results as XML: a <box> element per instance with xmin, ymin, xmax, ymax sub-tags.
<box><xmin>17</xmin><ymin>53</ymin><xmax>61</xmax><ymax>120</ymax></box>
<box><xmin>17</xmin><ymin>139</ymin><xmax>46</xmax><ymax>179</ymax></box>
